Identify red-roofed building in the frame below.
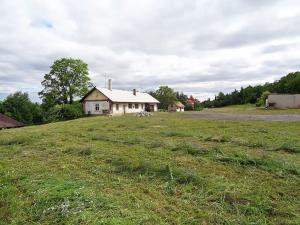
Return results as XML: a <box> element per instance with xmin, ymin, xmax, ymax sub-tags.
<box><xmin>168</xmin><ymin>101</ymin><xmax>185</xmax><ymax>112</ymax></box>
<box><xmin>187</xmin><ymin>95</ymin><xmax>196</xmax><ymax>109</ymax></box>
<box><xmin>0</xmin><ymin>113</ymin><xmax>24</xmax><ymax>129</ymax></box>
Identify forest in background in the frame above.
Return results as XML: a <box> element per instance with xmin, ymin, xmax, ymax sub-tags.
<box><xmin>201</xmin><ymin>71</ymin><xmax>300</xmax><ymax>108</ymax></box>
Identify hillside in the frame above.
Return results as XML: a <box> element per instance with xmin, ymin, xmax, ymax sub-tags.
<box><xmin>0</xmin><ymin>113</ymin><xmax>300</xmax><ymax>224</ymax></box>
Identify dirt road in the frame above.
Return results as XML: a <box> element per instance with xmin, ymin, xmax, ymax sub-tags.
<box><xmin>185</xmin><ymin>111</ymin><xmax>300</xmax><ymax>121</ymax></box>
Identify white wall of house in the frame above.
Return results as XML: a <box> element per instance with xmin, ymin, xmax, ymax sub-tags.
<box><xmin>177</xmin><ymin>107</ymin><xmax>184</xmax><ymax>112</ymax></box>
<box><xmin>83</xmin><ymin>102</ymin><xmax>158</xmax><ymax>115</ymax></box>
<box><xmin>84</xmin><ymin>101</ymin><xmax>110</xmax><ymax>114</ymax></box>
<box><xmin>168</xmin><ymin>104</ymin><xmax>184</xmax><ymax>112</ymax></box>
<box><xmin>268</xmin><ymin>94</ymin><xmax>300</xmax><ymax>108</ymax></box>
<box><xmin>112</xmin><ymin>103</ymin><xmax>147</xmax><ymax>115</ymax></box>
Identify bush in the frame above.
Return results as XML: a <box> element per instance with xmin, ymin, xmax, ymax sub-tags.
<box><xmin>257</xmin><ymin>91</ymin><xmax>270</xmax><ymax>107</ymax></box>
<box><xmin>46</xmin><ymin>102</ymin><xmax>83</xmax><ymax>122</ymax></box>
<box><xmin>184</xmin><ymin>105</ymin><xmax>194</xmax><ymax>111</ymax></box>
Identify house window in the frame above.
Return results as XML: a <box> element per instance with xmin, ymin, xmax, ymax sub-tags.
<box><xmin>129</xmin><ymin>103</ymin><xmax>132</xmax><ymax>109</ymax></box>
<box><xmin>135</xmin><ymin>104</ymin><xmax>139</xmax><ymax>109</ymax></box>
<box><xmin>116</xmin><ymin>104</ymin><xmax>119</xmax><ymax>111</ymax></box>
<box><xmin>95</xmin><ymin>103</ymin><xmax>99</xmax><ymax>111</ymax></box>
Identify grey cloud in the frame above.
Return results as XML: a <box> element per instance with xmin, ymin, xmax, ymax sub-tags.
<box><xmin>261</xmin><ymin>44</ymin><xmax>293</xmax><ymax>54</ymax></box>
<box><xmin>1</xmin><ymin>0</ymin><xmax>300</xmax><ymax>101</ymax></box>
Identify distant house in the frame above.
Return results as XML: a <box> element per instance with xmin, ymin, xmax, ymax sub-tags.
<box><xmin>168</xmin><ymin>101</ymin><xmax>185</xmax><ymax>112</ymax></box>
<box><xmin>0</xmin><ymin>113</ymin><xmax>24</xmax><ymax>129</ymax></box>
<box><xmin>80</xmin><ymin>79</ymin><xmax>159</xmax><ymax>116</ymax></box>
<box><xmin>267</xmin><ymin>94</ymin><xmax>300</xmax><ymax>108</ymax></box>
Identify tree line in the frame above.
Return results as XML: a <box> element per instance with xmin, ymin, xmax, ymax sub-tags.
<box><xmin>201</xmin><ymin>71</ymin><xmax>300</xmax><ymax>108</ymax></box>
<box><xmin>148</xmin><ymin>86</ymin><xmax>201</xmax><ymax>111</ymax></box>
<box><xmin>0</xmin><ymin>58</ymin><xmax>198</xmax><ymax>125</ymax></box>
<box><xmin>2</xmin><ymin>57</ymin><xmax>299</xmax><ymax>125</ymax></box>
<box><xmin>0</xmin><ymin>58</ymin><xmax>90</xmax><ymax>124</ymax></box>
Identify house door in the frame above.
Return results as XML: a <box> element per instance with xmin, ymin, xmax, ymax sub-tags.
<box><xmin>149</xmin><ymin>104</ymin><xmax>154</xmax><ymax>112</ymax></box>
<box><xmin>123</xmin><ymin>105</ymin><xmax>126</xmax><ymax>114</ymax></box>
<box><xmin>145</xmin><ymin>103</ymin><xmax>150</xmax><ymax>112</ymax></box>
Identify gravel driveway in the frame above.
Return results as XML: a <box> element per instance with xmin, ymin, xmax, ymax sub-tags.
<box><xmin>185</xmin><ymin>111</ymin><xmax>300</xmax><ymax>121</ymax></box>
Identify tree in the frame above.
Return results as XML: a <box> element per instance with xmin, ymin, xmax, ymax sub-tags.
<box><xmin>1</xmin><ymin>92</ymin><xmax>44</xmax><ymax>124</ymax></box>
<box><xmin>39</xmin><ymin>58</ymin><xmax>91</xmax><ymax>109</ymax></box>
<box><xmin>176</xmin><ymin>92</ymin><xmax>188</xmax><ymax>106</ymax></box>
<box><xmin>257</xmin><ymin>91</ymin><xmax>270</xmax><ymax>107</ymax></box>
<box><xmin>0</xmin><ymin>101</ymin><xmax>3</xmax><ymax>113</ymax></box>
<box><xmin>155</xmin><ymin>86</ymin><xmax>177</xmax><ymax>110</ymax></box>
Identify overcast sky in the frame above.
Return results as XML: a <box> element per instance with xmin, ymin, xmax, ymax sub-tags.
<box><xmin>1</xmin><ymin>0</ymin><xmax>300</xmax><ymax>101</ymax></box>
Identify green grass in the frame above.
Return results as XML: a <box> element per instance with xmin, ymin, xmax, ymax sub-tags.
<box><xmin>205</xmin><ymin>104</ymin><xmax>300</xmax><ymax>115</ymax></box>
<box><xmin>0</xmin><ymin>112</ymin><xmax>300</xmax><ymax>224</ymax></box>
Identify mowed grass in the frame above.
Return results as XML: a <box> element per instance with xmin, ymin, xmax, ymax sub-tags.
<box><xmin>204</xmin><ymin>104</ymin><xmax>300</xmax><ymax>115</ymax></box>
<box><xmin>0</xmin><ymin>113</ymin><xmax>299</xmax><ymax>224</ymax></box>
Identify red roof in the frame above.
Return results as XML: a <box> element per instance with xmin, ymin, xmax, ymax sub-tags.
<box><xmin>188</xmin><ymin>95</ymin><xmax>195</xmax><ymax>101</ymax></box>
<box><xmin>0</xmin><ymin>113</ymin><xmax>24</xmax><ymax>129</ymax></box>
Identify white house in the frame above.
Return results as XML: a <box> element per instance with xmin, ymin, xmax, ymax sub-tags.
<box><xmin>80</xmin><ymin>79</ymin><xmax>159</xmax><ymax>115</ymax></box>
<box><xmin>168</xmin><ymin>101</ymin><xmax>185</xmax><ymax>112</ymax></box>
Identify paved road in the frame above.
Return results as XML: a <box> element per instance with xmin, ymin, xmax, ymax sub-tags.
<box><xmin>185</xmin><ymin>111</ymin><xmax>300</xmax><ymax>121</ymax></box>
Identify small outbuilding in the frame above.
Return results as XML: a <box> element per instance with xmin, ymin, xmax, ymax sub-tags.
<box><xmin>168</xmin><ymin>101</ymin><xmax>185</xmax><ymax>112</ymax></box>
<box><xmin>267</xmin><ymin>94</ymin><xmax>300</xmax><ymax>108</ymax></box>
<box><xmin>0</xmin><ymin>113</ymin><xmax>24</xmax><ymax>129</ymax></box>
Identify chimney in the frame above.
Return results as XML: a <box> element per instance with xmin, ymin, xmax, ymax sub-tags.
<box><xmin>108</xmin><ymin>79</ymin><xmax>112</xmax><ymax>90</ymax></box>
<box><xmin>133</xmin><ymin>89</ymin><xmax>136</xmax><ymax>96</ymax></box>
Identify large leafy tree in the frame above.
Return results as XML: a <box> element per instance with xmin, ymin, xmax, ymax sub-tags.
<box><xmin>154</xmin><ymin>86</ymin><xmax>177</xmax><ymax>110</ymax></box>
<box><xmin>1</xmin><ymin>92</ymin><xmax>43</xmax><ymax>124</ymax></box>
<box><xmin>39</xmin><ymin>58</ymin><xmax>91</xmax><ymax>108</ymax></box>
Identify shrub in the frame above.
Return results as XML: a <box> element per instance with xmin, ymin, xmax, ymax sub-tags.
<box><xmin>257</xmin><ymin>91</ymin><xmax>270</xmax><ymax>107</ymax></box>
<box><xmin>46</xmin><ymin>102</ymin><xmax>83</xmax><ymax>122</ymax></box>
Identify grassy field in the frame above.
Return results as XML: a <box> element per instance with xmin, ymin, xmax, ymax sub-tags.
<box><xmin>204</xmin><ymin>104</ymin><xmax>300</xmax><ymax>115</ymax></box>
<box><xmin>0</xmin><ymin>112</ymin><xmax>300</xmax><ymax>224</ymax></box>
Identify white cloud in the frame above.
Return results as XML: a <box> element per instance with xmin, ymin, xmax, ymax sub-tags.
<box><xmin>1</xmin><ymin>0</ymin><xmax>300</xmax><ymax>101</ymax></box>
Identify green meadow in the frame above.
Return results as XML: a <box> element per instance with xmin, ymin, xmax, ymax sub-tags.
<box><xmin>0</xmin><ymin>112</ymin><xmax>299</xmax><ymax>224</ymax></box>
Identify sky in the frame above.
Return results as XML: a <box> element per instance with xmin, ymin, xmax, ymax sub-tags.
<box><xmin>1</xmin><ymin>0</ymin><xmax>300</xmax><ymax>102</ymax></box>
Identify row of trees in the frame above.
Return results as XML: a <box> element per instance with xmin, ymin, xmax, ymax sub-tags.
<box><xmin>4</xmin><ymin>57</ymin><xmax>298</xmax><ymax>125</ymax></box>
<box><xmin>149</xmin><ymin>86</ymin><xmax>201</xmax><ymax>110</ymax></box>
<box><xmin>1</xmin><ymin>58</ymin><xmax>199</xmax><ymax>125</ymax></box>
<box><xmin>0</xmin><ymin>58</ymin><xmax>91</xmax><ymax>124</ymax></box>
<box><xmin>0</xmin><ymin>92</ymin><xmax>84</xmax><ymax>124</ymax></box>
<box><xmin>0</xmin><ymin>92</ymin><xmax>43</xmax><ymax>124</ymax></box>
<box><xmin>201</xmin><ymin>72</ymin><xmax>300</xmax><ymax>108</ymax></box>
